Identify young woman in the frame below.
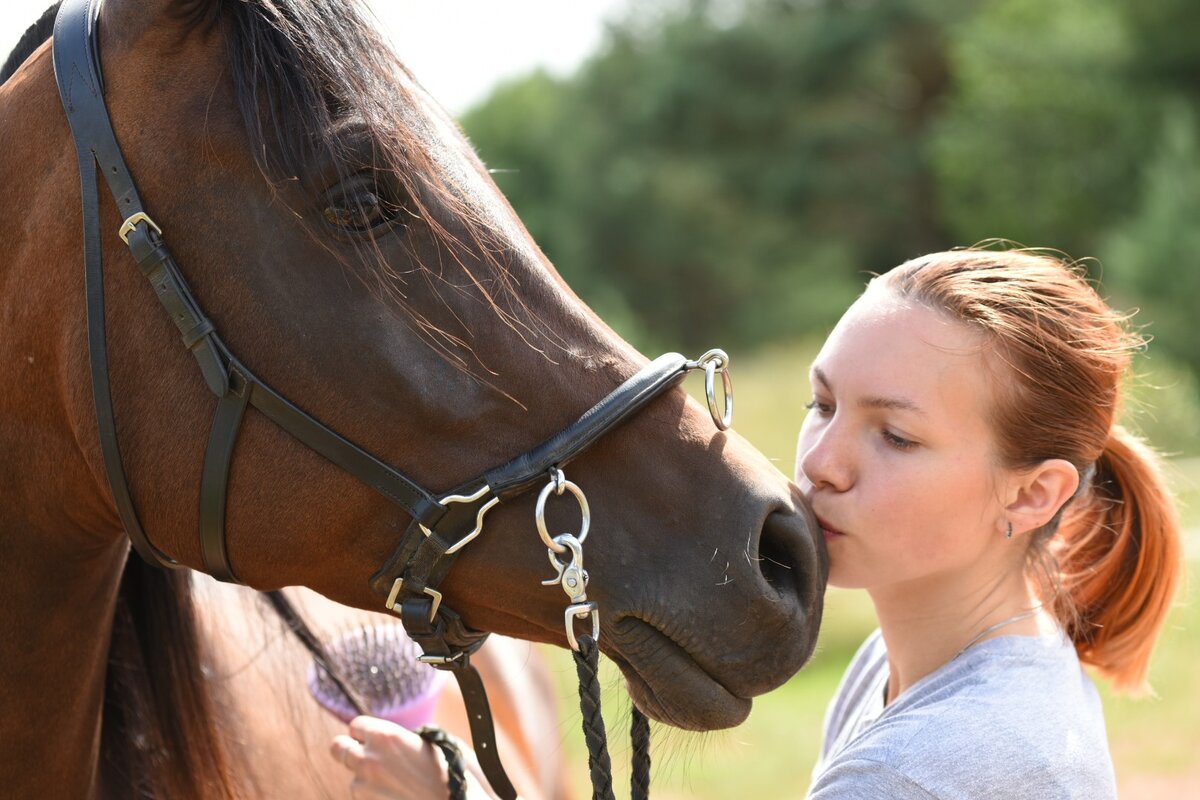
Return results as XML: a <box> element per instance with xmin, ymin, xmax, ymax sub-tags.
<box><xmin>331</xmin><ymin>248</ymin><xmax>1183</xmax><ymax>799</ymax></box>
<box><xmin>801</xmin><ymin>248</ymin><xmax>1182</xmax><ymax>798</ymax></box>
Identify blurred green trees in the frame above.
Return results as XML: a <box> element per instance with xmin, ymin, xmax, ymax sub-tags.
<box><xmin>460</xmin><ymin>0</ymin><xmax>1199</xmax><ymax>378</ymax></box>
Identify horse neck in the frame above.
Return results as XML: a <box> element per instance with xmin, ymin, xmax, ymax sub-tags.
<box><xmin>0</xmin><ymin>517</ymin><xmax>128</xmax><ymax>799</ymax></box>
<box><xmin>0</xmin><ymin>39</ymin><xmax>142</xmax><ymax>798</ymax></box>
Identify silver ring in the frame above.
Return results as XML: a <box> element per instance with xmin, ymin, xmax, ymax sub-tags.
<box><xmin>703</xmin><ymin>357</ymin><xmax>733</xmax><ymax>430</ymax></box>
<box><xmin>535</xmin><ymin>475</ymin><xmax>590</xmax><ymax>551</ymax></box>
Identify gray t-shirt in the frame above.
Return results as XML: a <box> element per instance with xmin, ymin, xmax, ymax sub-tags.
<box><xmin>808</xmin><ymin>629</ymin><xmax>1117</xmax><ymax>799</ymax></box>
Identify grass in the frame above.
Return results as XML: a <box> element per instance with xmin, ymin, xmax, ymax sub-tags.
<box><xmin>540</xmin><ymin>343</ymin><xmax>1200</xmax><ymax>799</ymax></box>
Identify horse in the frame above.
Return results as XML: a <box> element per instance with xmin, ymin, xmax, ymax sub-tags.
<box><xmin>0</xmin><ymin>1</ymin><xmax>826</xmax><ymax>797</ymax></box>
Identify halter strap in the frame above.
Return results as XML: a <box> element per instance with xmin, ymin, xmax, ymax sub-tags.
<box><xmin>54</xmin><ymin>0</ymin><xmax>448</xmax><ymax>582</ymax></box>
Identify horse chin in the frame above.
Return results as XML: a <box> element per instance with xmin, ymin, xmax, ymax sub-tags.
<box><xmin>605</xmin><ymin>623</ymin><xmax>753</xmax><ymax>731</ymax></box>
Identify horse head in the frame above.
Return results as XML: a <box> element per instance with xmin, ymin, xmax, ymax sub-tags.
<box><xmin>1</xmin><ymin>5</ymin><xmax>825</xmax><ymax>782</ymax></box>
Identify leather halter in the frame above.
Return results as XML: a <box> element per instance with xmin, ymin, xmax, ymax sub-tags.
<box><xmin>53</xmin><ymin>1</ymin><xmax>710</xmax><ymax>796</ymax></box>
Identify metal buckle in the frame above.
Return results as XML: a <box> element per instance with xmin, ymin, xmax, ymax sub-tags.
<box><xmin>384</xmin><ymin>577</ymin><xmax>443</xmax><ymax>622</ymax></box>
<box><xmin>417</xmin><ymin>651</ymin><xmax>465</xmax><ymax>665</ymax></box>
<box><xmin>118</xmin><ymin>212</ymin><xmax>162</xmax><ymax>244</ymax></box>
<box><xmin>565</xmin><ymin>602</ymin><xmax>600</xmax><ymax>651</ymax></box>
<box><xmin>419</xmin><ymin>485</ymin><xmax>500</xmax><ymax>556</ymax></box>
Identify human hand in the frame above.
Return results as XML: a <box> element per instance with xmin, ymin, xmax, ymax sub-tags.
<box><xmin>331</xmin><ymin>716</ymin><xmax>499</xmax><ymax>800</ymax></box>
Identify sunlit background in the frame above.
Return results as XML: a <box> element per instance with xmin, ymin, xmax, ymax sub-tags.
<box><xmin>3</xmin><ymin>1</ymin><xmax>1196</xmax><ymax>797</ymax></box>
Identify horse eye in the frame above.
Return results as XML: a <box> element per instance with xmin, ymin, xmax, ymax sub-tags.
<box><xmin>321</xmin><ymin>176</ymin><xmax>405</xmax><ymax>234</ymax></box>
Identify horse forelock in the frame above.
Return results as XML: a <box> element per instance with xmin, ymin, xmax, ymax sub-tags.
<box><xmin>207</xmin><ymin>0</ymin><xmax>564</xmax><ymax>371</ymax></box>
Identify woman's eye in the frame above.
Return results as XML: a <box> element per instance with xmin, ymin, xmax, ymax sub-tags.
<box><xmin>804</xmin><ymin>399</ymin><xmax>833</xmax><ymax>415</ymax></box>
<box><xmin>882</xmin><ymin>429</ymin><xmax>918</xmax><ymax>451</ymax></box>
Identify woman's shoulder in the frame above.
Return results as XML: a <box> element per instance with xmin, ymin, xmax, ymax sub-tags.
<box><xmin>812</xmin><ymin>632</ymin><xmax>1117</xmax><ymax>799</ymax></box>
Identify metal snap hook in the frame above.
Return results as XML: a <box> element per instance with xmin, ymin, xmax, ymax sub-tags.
<box><xmin>541</xmin><ymin>533</ymin><xmax>590</xmax><ymax>603</ymax></box>
<box><xmin>535</xmin><ymin>470</ymin><xmax>590</xmax><ymax>552</ymax></box>
<box><xmin>565</xmin><ymin>602</ymin><xmax>600</xmax><ymax>651</ymax></box>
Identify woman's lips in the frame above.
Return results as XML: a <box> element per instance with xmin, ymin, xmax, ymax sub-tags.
<box><xmin>816</xmin><ymin>516</ymin><xmax>846</xmax><ymax>542</ymax></box>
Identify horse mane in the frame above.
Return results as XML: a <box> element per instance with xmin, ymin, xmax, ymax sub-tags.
<box><xmin>0</xmin><ymin>3</ymin><xmax>61</xmax><ymax>84</ymax></box>
<box><xmin>218</xmin><ymin>0</ymin><xmax>555</xmax><ymax>370</ymax></box>
<box><xmin>102</xmin><ymin>561</ymin><xmax>243</xmax><ymax>799</ymax></box>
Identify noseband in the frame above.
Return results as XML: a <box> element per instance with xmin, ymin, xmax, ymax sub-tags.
<box><xmin>53</xmin><ymin>1</ymin><xmax>732</xmax><ymax>797</ymax></box>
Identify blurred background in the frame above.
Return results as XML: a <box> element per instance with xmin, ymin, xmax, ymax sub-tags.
<box><xmin>443</xmin><ymin>1</ymin><xmax>1200</xmax><ymax>797</ymax></box>
<box><xmin>4</xmin><ymin>0</ymin><xmax>1195</xmax><ymax>795</ymax></box>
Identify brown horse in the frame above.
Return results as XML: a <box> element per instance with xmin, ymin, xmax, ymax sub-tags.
<box><xmin>0</xmin><ymin>1</ymin><xmax>825</xmax><ymax>798</ymax></box>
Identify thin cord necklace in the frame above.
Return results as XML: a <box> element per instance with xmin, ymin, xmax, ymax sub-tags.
<box><xmin>953</xmin><ymin>605</ymin><xmax>1043</xmax><ymax>660</ymax></box>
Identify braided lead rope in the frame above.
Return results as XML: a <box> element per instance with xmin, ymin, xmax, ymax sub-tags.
<box><xmin>418</xmin><ymin>726</ymin><xmax>470</xmax><ymax>800</ymax></box>
<box><xmin>544</xmin><ymin>470</ymin><xmax>658</xmax><ymax>800</ymax></box>
<box><xmin>630</xmin><ymin>707</ymin><xmax>651</xmax><ymax>800</ymax></box>
<box><xmin>572</xmin><ymin>635</ymin><xmax>654</xmax><ymax>800</ymax></box>
<box><xmin>574</xmin><ymin>635</ymin><xmax>617</xmax><ymax>800</ymax></box>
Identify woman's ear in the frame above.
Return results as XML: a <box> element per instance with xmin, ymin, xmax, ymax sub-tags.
<box><xmin>1005</xmin><ymin>459</ymin><xmax>1080</xmax><ymax>534</ymax></box>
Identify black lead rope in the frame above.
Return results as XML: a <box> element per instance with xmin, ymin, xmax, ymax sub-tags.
<box><xmin>574</xmin><ymin>635</ymin><xmax>652</xmax><ymax>800</ymax></box>
<box><xmin>631</xmin><ymin>701</ymin><xmax>652</xmax><ymax>800</ymax></box>
<box><xmin>418</xmin><ymin>726</ymin><xmax>470</xmax><ymax>800</ymax></box>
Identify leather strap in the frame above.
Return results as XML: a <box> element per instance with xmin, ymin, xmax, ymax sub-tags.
<box><xmin>400</xmin><ymin>597</ymin><xmax>514</xmax><ymax>800</ymax></box>
<box><xmin>241</xmin><ymin>367</ymin><xmax>443</xmax><ymax>525</ymax></box>
<box><xmin>486</xmin><ymin>351</ymin><xmax>690</xmax><ymax>499</ymax></box>
<box><xmin>451</xmin><ymin>664</ymin><xmax>518</xmax><ymax>800</ymax></box>
<box><xmin>200</xmin><ymin>368</ymin><xmax>250</xmax><ymax>582</ymax></box>
<box><xmin>55</xmin><ymin>0</ymin><xmax>181</xmax><ymax>569</ymax></box>
<box><xmin>126</xmin><ymin>228</ymin><xmax>228</xmax><ymax>396</ymax></box>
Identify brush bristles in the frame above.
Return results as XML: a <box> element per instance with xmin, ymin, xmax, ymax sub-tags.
<box><xmin>307</xmin><ymin>622</ymin><xmax>442</xmax><ymax>725</ymax></box>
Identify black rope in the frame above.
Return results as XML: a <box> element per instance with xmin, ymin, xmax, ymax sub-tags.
<box><xmin>631</xmin><ymin>706</ymin><xmax>651</xmax><ymax>800</ymax></box>
<box><xmin>574</xmin><ymin>634</ymin><xmax>617</xmax><ymax>800</ymax></box>
<box><xmin>418</xmin><ymin>726</ymin><xmax>470</xmax><ymax>800</ymax></box>
<box><xmin>574</xmin><ymin>635</ymin><xmax>617</xmax><ymax>800</ymax></box>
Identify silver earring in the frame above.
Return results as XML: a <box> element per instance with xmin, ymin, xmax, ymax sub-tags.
<box><xmin>1005</xmin><ymin>521</ymin><xmax>1013</xmax><ymax>539</ymax></box>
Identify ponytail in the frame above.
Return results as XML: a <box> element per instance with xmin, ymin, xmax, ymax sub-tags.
<box><xmin>1052</xmin><ymin>425</ymin><xmax>1183</xmax><ymax>694</ymax></box>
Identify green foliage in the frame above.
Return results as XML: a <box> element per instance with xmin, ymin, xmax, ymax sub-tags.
<box><xmin>459</xmin><ymin>0</ymin><xmax>1199</xmax><ymax>385</ymax></box>
<box><xmin>929</xmin><ymin>0</ymin><xmax>1153</xmax><ymax>257</ymax></box>
<box><xmin>1103</xmin><ymin>104</ymin><xmax>1200</xmax><ymax>379</ymax></box>
<box><xmin>464</xmin><ymin>0</ymin><xmax>963</xmax><ymax>351</ymax></box>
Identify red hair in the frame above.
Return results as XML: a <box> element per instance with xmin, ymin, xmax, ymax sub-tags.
<box><xmin>877</xmin><ymin>248</ymin><xmax>1183</xmax><ymax>693</ymax></box>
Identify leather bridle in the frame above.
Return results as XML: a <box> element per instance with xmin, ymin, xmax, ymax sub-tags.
<box><xmin>53</xmin><ymin>1</ymin><xmax>732</xmax><ymax>797</ymax></box>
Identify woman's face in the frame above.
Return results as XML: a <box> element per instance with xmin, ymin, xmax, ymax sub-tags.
<box><xmin>795</xmin><ymin>286</ymin><xmax>1008</xmax><ymax>591</ymax></box>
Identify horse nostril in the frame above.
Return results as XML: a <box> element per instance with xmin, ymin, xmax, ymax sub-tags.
<box><xmin>758</xmin><ymin>519</ymin><xmax>796</xmax><ymax>595</ymax></box>
<box><xmin>756</xmin><ymin>508</ymin><xmax>821</xmax><ymax>605</ymax></box>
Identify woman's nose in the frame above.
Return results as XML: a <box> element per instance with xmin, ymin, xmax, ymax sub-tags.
<box><xmin>798</xmin><ymin>424</ymin><xmax>853</xmax><ymax>493</ymax></box>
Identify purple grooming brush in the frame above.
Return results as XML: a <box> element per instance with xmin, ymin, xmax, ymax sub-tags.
<box><xmin>307</xmin><ymin>621</ymin><xmax>445</xmax><ymax>729</ymax></box>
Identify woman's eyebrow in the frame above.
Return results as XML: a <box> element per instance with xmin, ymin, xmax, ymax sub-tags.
<box><xmin>811</xmin><ymin>366</ymin><xmax>927</xmax><ymax>417</ymax></box>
